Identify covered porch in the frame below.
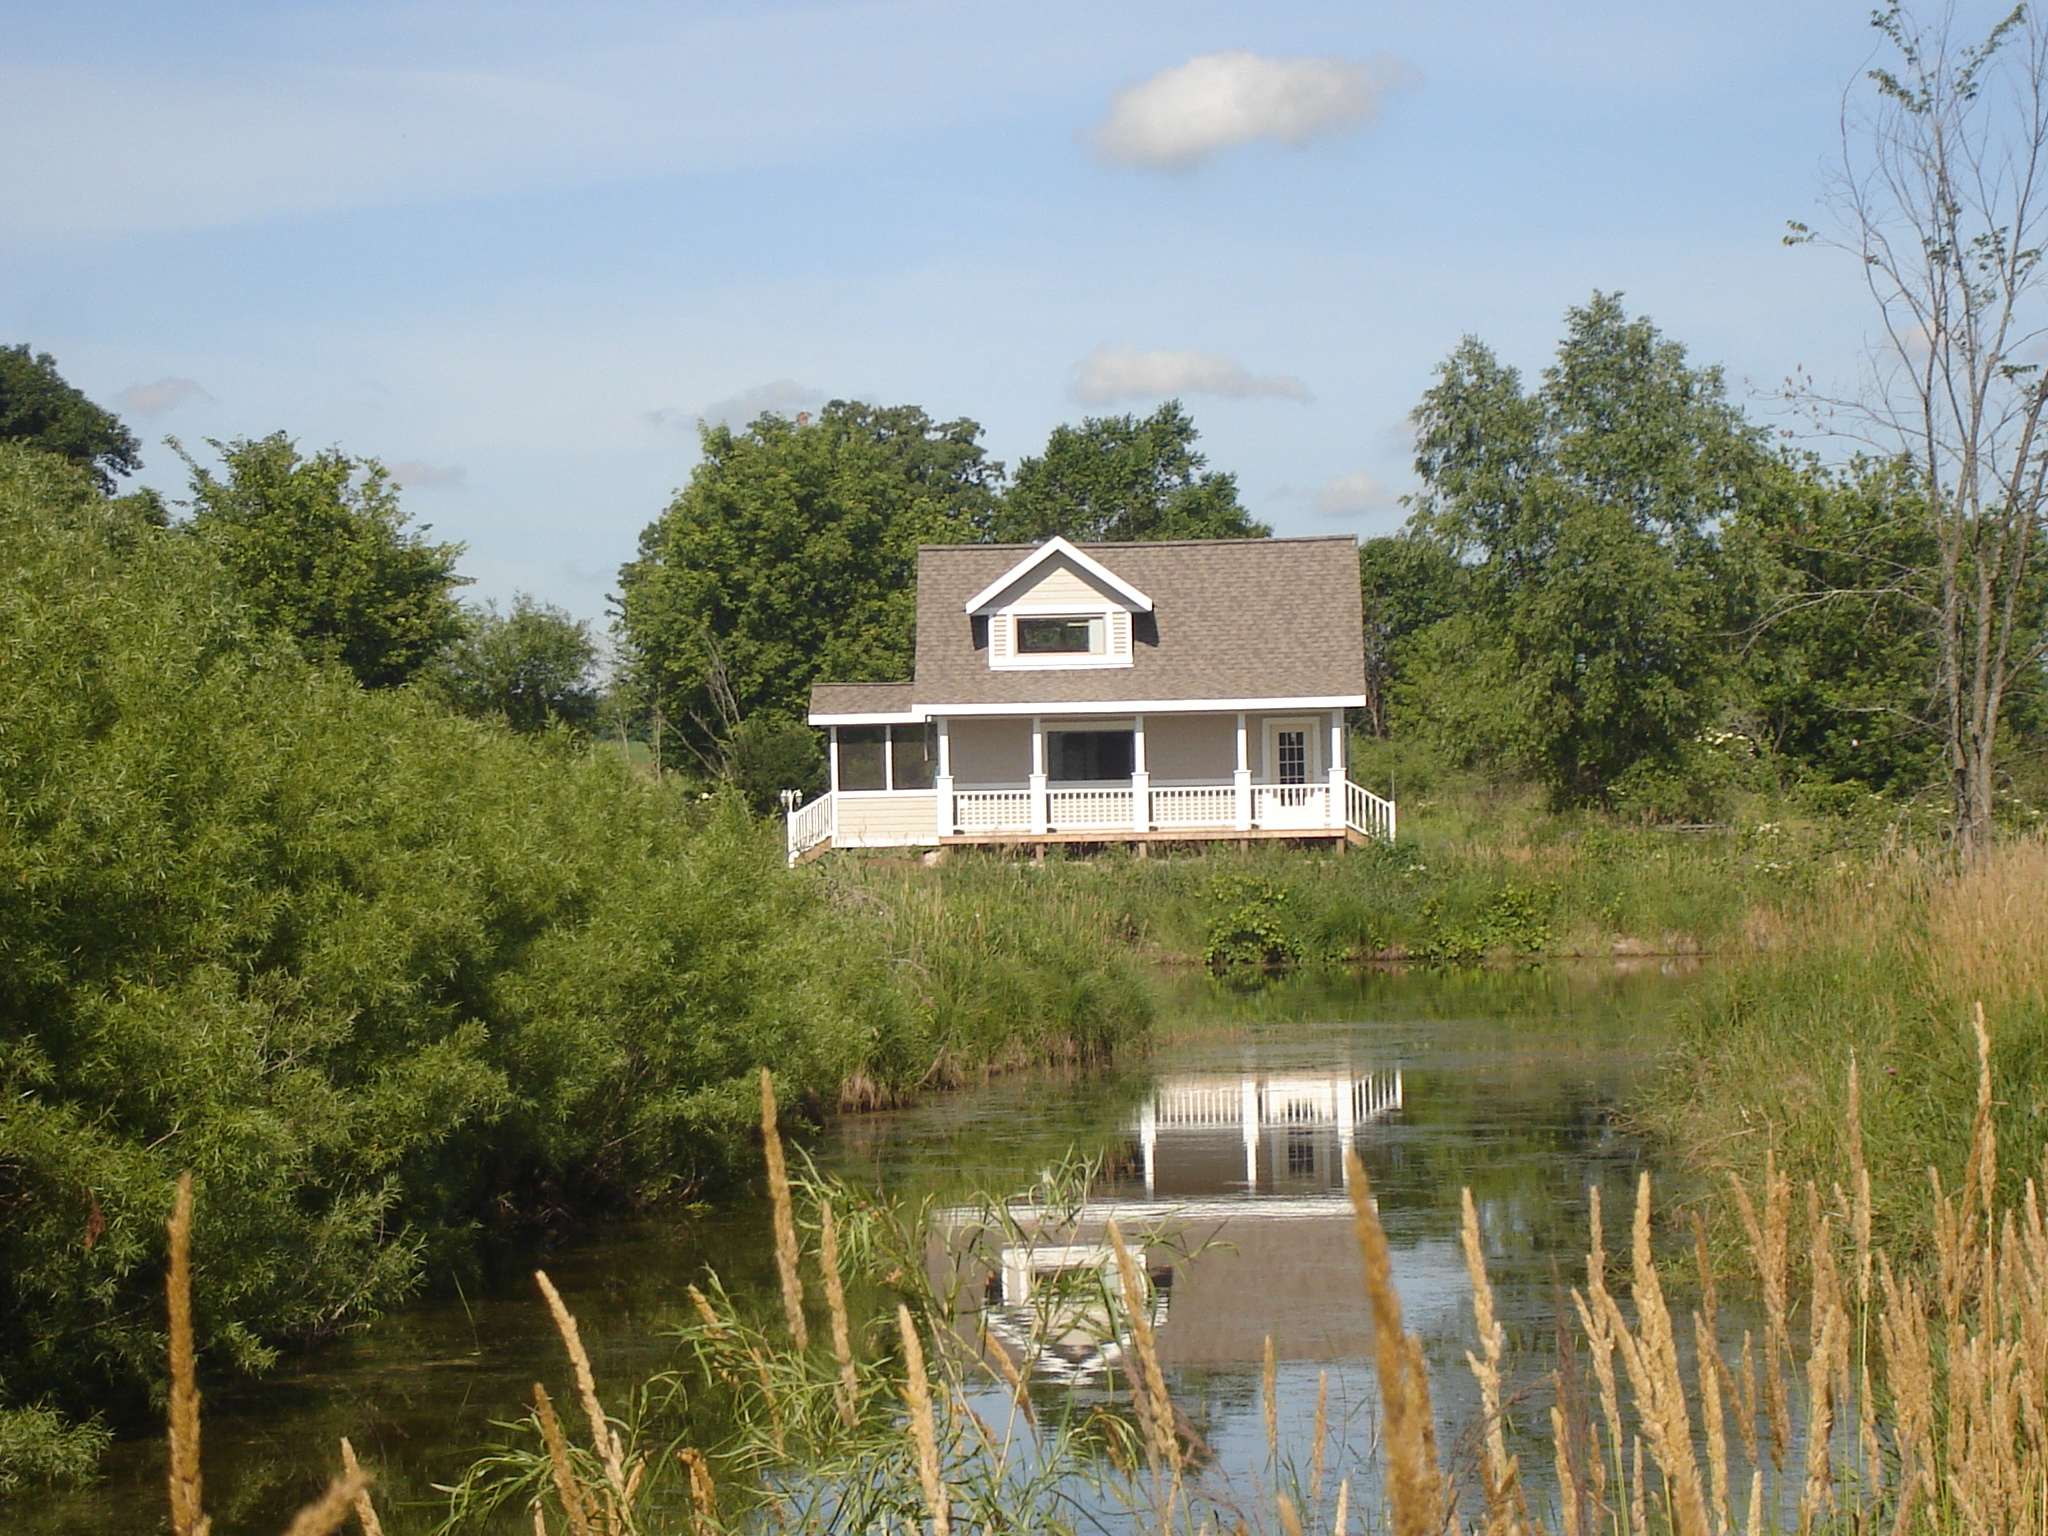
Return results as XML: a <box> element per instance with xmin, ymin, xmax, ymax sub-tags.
<box><xmin>787</xmin><ymin>708</ymin><xmax>1396</xmax><ymax>862</ymax></box>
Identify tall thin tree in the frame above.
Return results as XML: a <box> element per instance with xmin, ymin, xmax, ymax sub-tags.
<box><xmin>1792</xmin><ymin>3</ymin><xmax>2048</xmax><ymax>856</ymax></box>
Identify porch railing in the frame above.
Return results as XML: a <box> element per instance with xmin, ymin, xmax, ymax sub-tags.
<box><xmin>789</xmin><ymin>779</ymin><xmax>1398</xmax><ymax>857</ymax></box>
<box><xmin>785</xmin><ymin>791</ymin><xmax>835</xmax><ymax>862</ymax></box>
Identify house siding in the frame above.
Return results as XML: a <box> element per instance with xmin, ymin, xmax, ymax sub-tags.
<box><xmin>1144</xmin><ymin>713</ymin><xmax>1236</xmax><ymax>782</ymax></box>
<box><xmin>835</xmin><ymin>794</ymin><xmax>939</xmax><ymax>845</ymax></box>
<box><xmin>949</xmin><ymin>717</ymin><xmax>1030</xmax><ymax>784</ymax></box>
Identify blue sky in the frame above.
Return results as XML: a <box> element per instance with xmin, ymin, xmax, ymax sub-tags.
<box><xmin>3</xmin><ymin>0</ymin><xmax>1906</xmax><ymax>620</ymax></box>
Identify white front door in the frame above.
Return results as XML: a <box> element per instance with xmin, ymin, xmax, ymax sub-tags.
<box><xmin>1259</xmin><ymin>718</ymin><xmax>1325</xmax><ymax>827</ymax></box>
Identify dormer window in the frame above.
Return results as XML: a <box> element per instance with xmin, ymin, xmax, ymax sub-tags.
<box><xmin>966</xmin><ymin>537</ymin><xmax>1152</xmax><ymax>673</ymax></box>
<box><xmin>1017</xmin><ymin>615</ymin><xmax>1105</xmax><ymax>655</ymax></box>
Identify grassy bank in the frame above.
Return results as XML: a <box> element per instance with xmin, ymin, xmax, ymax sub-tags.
<box><xmin>846</xmin><ymin>772</ymin><xmax>1894</xmax><ymax>971</ymax></box>
<box><xmin>1637</xmin><ymin>837</ymin><xmax>2048</xmax><ymax>1259</ymax></box>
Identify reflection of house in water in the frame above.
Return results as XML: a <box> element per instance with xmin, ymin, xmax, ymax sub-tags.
<box><xmin>963</xmin><ymin>1070</ymin><xmax>1412</xmax><ymax>1379</ymax></box>
<box><xmin>1134</xmin><ymin>1070</ymin><xmax>1403</xmax><ymax>1198</ymax></box>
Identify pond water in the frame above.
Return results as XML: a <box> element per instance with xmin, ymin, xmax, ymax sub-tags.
<box><xmin>20</xmin><ymin>961</ymin><xmax>1702</xmax><ymax>1535</ymax></box>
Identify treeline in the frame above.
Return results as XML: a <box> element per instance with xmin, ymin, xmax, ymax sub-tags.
<box><xmin>608</xmin><ymin>299</ymin><xmax>2048</xmax><ymax>829</ymax></box>
<box><xmin>0</xmin><ymin>362</ymin><xmax>1153</xmax><ymax>1477</ymax></box>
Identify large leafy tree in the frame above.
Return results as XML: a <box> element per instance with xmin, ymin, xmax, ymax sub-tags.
<box><xmin>0</xmin><ymin>344</ymin><xmax>141</xmax><ymax>493</ymax></box>
<box><xmin>618</xmin><ymin>401</ymin><xmax>999</xmax><ymax>751</ymax></box>
<box><xmin>1405</xmin><ymin>295</ymin><xmax>1768</xmax><ymax>806</ymax></box>
<box><xmin>423</xmin><ymin>593</ymin><xmax>600</xmax><ymax>734</ymax></box>
<box><xmin>991</xmin><ymin>400</ymin><xmax>1270</xmax><ymax>543</ymax></box>
<box><xmin>180</xmin><ymin>433</ymin><xmax>469</xmax><ymax>689</ymax></box>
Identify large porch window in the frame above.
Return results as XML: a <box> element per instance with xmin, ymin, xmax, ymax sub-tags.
<box><xmin>1048</xmin><ymin>729</ymin><xmax>1134</xmax><ymax>782</ymax></box>
<box><xmin>835</xmin><ymin>724</ymin><xmax>935</xmax><ymax>791</ymax></box>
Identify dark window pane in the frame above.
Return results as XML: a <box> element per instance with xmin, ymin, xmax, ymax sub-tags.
<box><xmin>891</xmin><ymin>724</ymin><xmax>936</xmax><ymax>790</ymax></box>
<box><xmin>1048</xmin><ymin>730</ymin><xmax>1134</xmax><ymax>782</ymax></box>
<box><xmin>837</xmin><ymin>726</ymin><xmax>886</xmax><ymax>791</ymax></box>
<box><xmin>1017</xmin><ymin>616</ymin><xmax>1102</xmax><ymax>654</ymax></box>
<box><xmin>1276</xmin><ymin>729</ymin><xmax>1308</xmax><ymax>785</ymax></box>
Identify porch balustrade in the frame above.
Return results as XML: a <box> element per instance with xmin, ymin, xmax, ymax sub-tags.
<box><xmin>787</xmin><ymin>778</ymin><xmax>1396</xmax><ymax>861</ymax></box>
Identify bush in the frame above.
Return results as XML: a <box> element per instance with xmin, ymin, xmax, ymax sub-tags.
<box><xmin>0</xmin><ymin>444</ymin><xmax>1148</xmax><ymax>1473</ymax></box>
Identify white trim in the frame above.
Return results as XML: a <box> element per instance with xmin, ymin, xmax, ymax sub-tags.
<box><xmin>913</xmin><ymin>694</ymin><xmax>1366</xmax><ymax>718</ymax></box>
<box><xmin>989</xmin><ymin>609</ymin><xmax>1133</xmax><ymax>671</ymax></box>
<box><xmin>813</xmin><ymin>695</ymin><xmax>1365</xmax><ymax>725</ymax></box>
<box><xmin>963</xmin><ymin>537</ymin><xmax>1154</xmax><ymax>614</ymax></box>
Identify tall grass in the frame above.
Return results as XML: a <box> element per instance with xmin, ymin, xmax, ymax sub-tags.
<box><xmin>152</xmin><ymin>1045</ymin><xmax>2048</xmax><ymax>1534</ymax></box>
<box><xmin>1642</xmin><ymin>836</ymin><xmax>2048</xmax><ymax>1256</ymax></box>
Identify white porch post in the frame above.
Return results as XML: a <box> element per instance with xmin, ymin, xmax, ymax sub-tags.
<box><xmin>1140</xmin><ymin>1100</ymin><xmax>1157</xmax><ymax>1198</ymax></box>
<box><xmin>827</xmin><ymin>726</ymin><xmax>840</xmax><ymax>794</ymax></box>
<box><xmin>1241</xmin><ymin>1072</ymin><xmax>1260</xmax><ymax>1189</ymax></box>
<box><xmin>1130</xmin><ymin>713</ymin><xmax>1150</xmax><ymax>832</ymax></box>
<box><xmin>1336</xmin><ymin>1069</ymin><xmax>1356</xmax><ymax>1185</ymax></box>
<box><xmin>934</xmin><ymin>717</ymin><xmax>953</xmax><ymax>839</ymax></box>
<box><xmin>1327</xmin><ymin>709</ymin><xmax>1346</xmax><ymax>828</ymax></box>
<box><xmin>1029</xmin><ymin>716</ymin><xmax>1048</xmax><ymax>835</ymax></box>
<box><xmin>1233</xmin><ymin>712</ymin><xmax>1252</xmax><ymax>830</ymax></box>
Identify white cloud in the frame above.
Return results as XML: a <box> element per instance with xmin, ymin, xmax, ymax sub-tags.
<box><xmin>1093</xmin><ymin>50</ymin><xmax>1417</xmax><ymax>169</ymax></box>
<box><xmin>386</xmin><ymin>459</ymin><xmax>465</xmax><ymax>487</ymax></box>
<box><xmin>693</xmin><ymin>378</ymin><xmax>830</xmax><ymax>428</ymax></box>
<box><xmin>1071</xmin><ymin>345</ymin><xmax>1309</xmax><ymax>405</ymax></box>
<box><xmin>1312</xmin><ymin>472</ymin><xmax>1399</xmax><ymax>518</ymax></box>
<box><xmin>118</xmin><ymin>377</ymin><xmax>210</xmax><ymax>416</ymax></box>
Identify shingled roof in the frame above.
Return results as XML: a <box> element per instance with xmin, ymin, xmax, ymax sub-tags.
<box><xmin>809</xmin><ymin>537</ymin><xmax>1364</xmax><ymax>719</ymax></box>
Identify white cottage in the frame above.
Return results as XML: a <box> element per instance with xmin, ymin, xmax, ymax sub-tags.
<box><xmin>785</xmin><ymin>535</ymin><xmax>1395</xmax><ymax>861</ymax></box>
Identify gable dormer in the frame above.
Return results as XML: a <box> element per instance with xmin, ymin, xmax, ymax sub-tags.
<box><xmin>963</xmin><ymin>537</ymin><xmax>1153</xmax><ymax>671</ymax></box>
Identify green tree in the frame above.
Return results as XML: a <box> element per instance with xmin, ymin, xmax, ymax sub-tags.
<box><xmin>424</xmin><ymin>593</ymin><xmax>600</xmax><ymax>734</ymax></box>
<box><xmin>1730</xmin><ymin>456</ymin><xmax>1947</xmax><ymax>792</ymax></box>
<box><xmin>617</xmin><ymin>401</ymin><xmax>998</xmax><ymax>753</ymax></box>
<box><xmin>179</xmin><ymin>433</ymin><xmax>469</xmax><ymax>688</ymax></box>
<box><xmin>1357</xmin><ymin>533</ymin><xmax>1466</xmax><ymax>738</ymax></box>
<box><xmin>990</xmin><ymin>400</ymin><xmax>1270</xmax><ymax>543</ymax></box>
<box><xmin>0</xmin><ymin>345</ymin><xmax>140</xmax><ymax>493</ymax></box>
<box><xmin>1406</xmin><ymin>295</ymin><xmax>1767</xmax><ymax>807</ymax></box>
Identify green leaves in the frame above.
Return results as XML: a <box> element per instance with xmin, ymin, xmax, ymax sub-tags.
<box><xmin>991</xmin><ymin>400</ymin><xmax>1270</xmax><ymax>544</ymax></box>
<box><xmin>180</xmin><ymin>433</ymin><xmax>469</xmax><ymax>689</ymax></box>
<box><xmin>1403</xmin><ymin>295</ymin><xmax>1763</xmax><ymax>808</ymax></box>
<box><xmin>0</xmin><ymin>345</ymin><xmax>139</xmax><ymax>495</ymax></box>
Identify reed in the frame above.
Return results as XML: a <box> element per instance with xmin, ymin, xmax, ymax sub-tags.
<box><xmin>336</xmin><ymin>1440</ymin><xmax>383</xmax><ymax>1536</ymax></box>
<box><xmin>167</xmin><ymin>1172</ymin><xmax>206</xmax><ymax>1536</ymax></box>
<box><xmin>818</xmin><ymin>1200</ymin><xmax>859</xmax><ymax>1429</ymax></box>
<box><xmin>761</xmin><ymin>1069</ymin><xmax>810</xmax><ymax>1354</ymax></box>
<box><xmin>1458</xmin><ymin>1187</ymin><xmax>1520</xmax><ymax>1536</ymax></box>
<box><xmin>897</xmin><ymin>1303</ymin><xmax>950</xmax><ymax>1536</ymax></box>
<box><xmin>1345</xmin><ymin>1151</ymin><xmax>1445</xmax><ymax>1536</ymax></box>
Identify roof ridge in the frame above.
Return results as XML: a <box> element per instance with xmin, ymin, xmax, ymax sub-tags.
<box><xmin>917</xmin><ymin>535</ymin><xmax>1358</xmax><ymax>552</ymax></box>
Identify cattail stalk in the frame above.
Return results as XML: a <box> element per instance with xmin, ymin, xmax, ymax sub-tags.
<box><xmin>1460</xmin><ymin>1188</ymin><xmax>1521</xmax><ymax>1535</ymax></box>
<box><xmin>536</xmin><ymin>1383</ymin><xmax>597</xmax><ymax>1536</ymax></box>
<box><xmin>1109</xmin><ymin>1221</ymin><xmax>1181</xmax><ymax>1477</ymax></box>
<box><xmin>278</xmin><ymin>1473</ymin><xmax>374</xmax><ymax>1536</ymax></box>
<box><xmin>677</xmin><ymin>1447</ymin><xmax>717</xmax><ymax>1536</ymax></box>
<box><xmin>897</xmin><ymin>1304</ymin><xmax>950</xmax><ymax>1536</ymax></box>
<box><xmin>1310</xmin><ymin>1368</ymin><xmax>1329</xmax><ymax>1506</ymax></box>
<box><xmin>536</xmin><ymin>1270</ymin><xmax>630</xmax><ymax>1513</ymax></box>
<box><xmin>1345</xmin><ymin>1152</ymin><xmax>1444</xmax><ymax>1536</ymax></box>
<box><xmin>338</xmin><ymin>1439</ymin><xmax>384</xmax><ymax>1536</ymax></box>
<box><xmin>167</xmin><ymin>1172</ymin><xmax>206</xmax><ymax>1536</ymax></box>
<box><xmin>1264</xmin><ymin>1334</ymin><xmax>1279</xmax><ymax>1467</ymax></box>
<box><xmin>759</xmin><ymin>1069</ymin><xmax>809</xmax><ymax>1353</ymax></box>
<box><xmin>819</xmin><ymin>1200</ymin><xmax>859</xmax><ymax>1428</ymax></box>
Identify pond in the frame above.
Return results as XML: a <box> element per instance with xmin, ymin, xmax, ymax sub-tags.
<box><xmin>20</xmin><ymin>960</ymin><xmax>1702</xmax><ymax>1535</ymax></box>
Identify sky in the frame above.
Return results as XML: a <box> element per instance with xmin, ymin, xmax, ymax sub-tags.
<box><xmin>1</xmin><ymin>0</ymin><xmax>1914</xmax><ymax>622</ymax></box>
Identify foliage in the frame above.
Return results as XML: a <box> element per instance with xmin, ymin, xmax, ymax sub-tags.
<box><xmin>179</xmin><ymin>433</ymin><xmax>470</xmax><ymax>688</ymax></box>
<box><xmin>1726</xmin><ymin>457</ymin><xmax>1944</xmax><ymax>793</ymax></box>
<box><xmin>989</xmin><ymin>401</ymin><xmax>1270</xmax><ymax>544</ymax></box>
<box><xmin>0</xmin><ymin>443</ymin><xmax>1148</xmax><ymax>1477</ymax></box>
<box><xmin>618</xmin><ymin>402</ymin><xmax>998</xmax><ymax>752</ymax></box>
<box><xmin>0</xmin><ymin>1406</ymin><xmax>108</xmax><ymax>1493</ymax></box>
<box><xmin>1356</xmin><ymin>533</ymin><xmax>1464</xmax><ymax>739</ymax></box>
<box><xmin>1201</xmin><ymin>876</ymin><xmax>1302</xmax><ymax>970</ymax></box>
<box><xmin>424</xmin><ymin>593</ymin><xmax>600</xmax><ymax>734</ymax></box>
<box><xmin>0</xmin><ymin>344</ymin><xmax>140</xmax><ymax>494</ymax></box>
<box><xmin>725</xmin><ymin>714</ymin><xmax>827</xmax><ymax>815</ymax></box>
<box><xmin>1403</xmin><ymin>295</ymin><xmax>1769</xmax><ymax>808</ymax></box>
